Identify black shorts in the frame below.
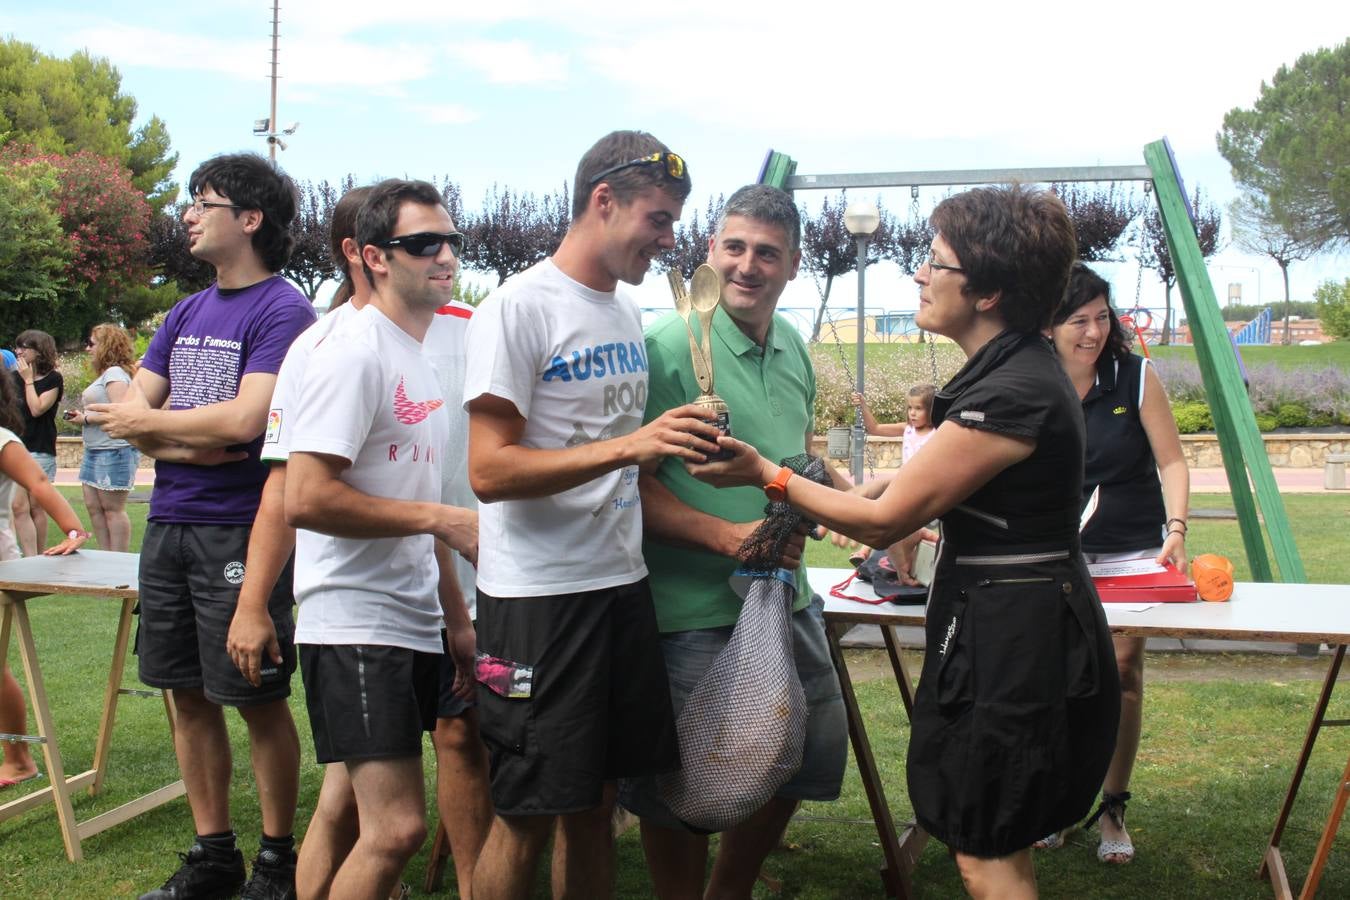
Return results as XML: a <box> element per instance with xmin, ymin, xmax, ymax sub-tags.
<box><xmin>474</xmin><ymin>578</ymin><xmax>678</xmax><ymax>816</ymax></box>
<box><xmin>300</xmin><ymin>643</ymin><xmax>440</xmax><ymax>764</ymax></box>
<box><xmin>437</xmin><ymin>626</ymin><xmax>475</xmax><ymax>720</ymax></box>
<box><xmin>136</xmin><ymin>522</ymin><xmax>296</xmax><ymax>706</ymax></box>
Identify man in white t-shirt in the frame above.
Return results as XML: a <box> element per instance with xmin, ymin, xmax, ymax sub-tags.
<box><xmin>284</xmin><ymin>178</ymin><xmax>477</xmax><ymax>899</ymax></box>
<box><xmin>422</xmin><ymin>300</ymin><xmax>494</xmax><ymax>899</ymax></box>
<box><xmin>465</xmin><ymin>130</ymin><xmax>722</xmax><ymax>899</ymax></box>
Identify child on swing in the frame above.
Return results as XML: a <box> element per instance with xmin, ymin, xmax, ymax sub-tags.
<box><xmin>851</xmin><ymin>382</ymin><xmax>936</xmax><ymax>464</ymax></box>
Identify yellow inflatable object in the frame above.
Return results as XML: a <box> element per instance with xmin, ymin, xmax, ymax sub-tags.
<box><xmin>1191</xmin><ymin>553</ymin><xmax>1235</xmax><ymax>602</ymax></box>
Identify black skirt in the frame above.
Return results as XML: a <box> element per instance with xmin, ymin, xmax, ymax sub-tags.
<box><xmin>906</xmin><ymin>546</ymin><xmax>1119</xmax><ymax>858</ymax></box>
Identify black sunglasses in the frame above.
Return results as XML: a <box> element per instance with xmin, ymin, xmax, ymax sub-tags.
<box><xmin>588</xmin><ymin>152</ymin><xmax>687</xmax><ymax>185</ymax></box>
<box><xmin>375</xmin><ymin>231</ymin><xmax>466</xmax><ymax>258</ymax></box>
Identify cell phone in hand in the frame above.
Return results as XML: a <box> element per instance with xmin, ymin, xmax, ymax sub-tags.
<box><xmin>62</xmin><ymin>409</ymin><xmax>78</xmax><ymax>421</ymax></box>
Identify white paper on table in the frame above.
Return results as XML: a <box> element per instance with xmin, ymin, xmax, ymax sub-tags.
<box><xmin>1087</xmin><ymin>558</ymin><xmax>1167</xmax><ymax>578</ymax></box>
<box><xmin>1108</xmin><ymin>602</ymin><xmax>1163</xmax><ymax>612</ymax></box>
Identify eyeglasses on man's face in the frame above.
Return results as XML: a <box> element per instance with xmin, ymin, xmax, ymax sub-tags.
<box><xmin>187</xmin><ymin>198</ymin><xmax>243</xmax><ymax>216</ymax></box>
<box><xmin>375</xmin><ymin>231</ymin><xmax>466</xmax><ymax>258</ymax></box>
<box><xmin>588</xmin><ymin>152</ymin><xmax>688</xmax><ymax>186</ymax></box>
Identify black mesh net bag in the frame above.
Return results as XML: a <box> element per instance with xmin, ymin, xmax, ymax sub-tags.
<box><xmin>657</xmin><ymin>454</ymin><xmax>832</xmax><ymax>832</ymax></box>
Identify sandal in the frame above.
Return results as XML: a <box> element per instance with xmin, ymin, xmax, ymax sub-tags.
<box><xmin>1085</xmin><ymin>791</ymin><xmax>1134</xmax><ymax>864</ymax></box>
<box><xmin>0</xmin><ymin>770</ymin><xmax>43</xmax><ymax>790</ymax></box>
<box><xmin>1031</xmin><ymin>831</ymin><xmax>1063</xmax><ymax>850</ymax></box>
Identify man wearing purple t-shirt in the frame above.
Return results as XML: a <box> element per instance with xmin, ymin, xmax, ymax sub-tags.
<box><xmin>90</xmin><ymin>153</ymin><xmax>316</xmax><ymax>900</ymax></box>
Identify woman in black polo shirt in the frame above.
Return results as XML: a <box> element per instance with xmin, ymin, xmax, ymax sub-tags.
<box><xmin>1044</xmin><ymin>262</ymin><xmax>1190</xmax><ymax>865</ymax></box>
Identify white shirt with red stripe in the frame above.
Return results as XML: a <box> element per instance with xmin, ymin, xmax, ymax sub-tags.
<box><xmin>424</xmin><ymin>300</ymin><xmax>477</xmax><ymax>616</ymax></box>
<box><xmin>289</xmin><ymin>304</ymin><xmax>447</xmax><ymax>652</ymax></box>
<box><xmin>262</xmin><ymin>301</ymin><xmax>359</xmax><ymax>463</ymax></box>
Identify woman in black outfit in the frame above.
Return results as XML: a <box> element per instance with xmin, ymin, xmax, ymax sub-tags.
<box><xmin>691</xmin><ymin>185</ymin><xmax>1118</xmax><ymax>898</ymax></box>
<box><xmin>12</xmin><ymin>329</ymin><xmax>64</xmax><ymax>554</ymax></box>
<box><xmin>1041</xmin><ymin>262</ymin><xmax>1189</xmax><ymax>864</ymax></box>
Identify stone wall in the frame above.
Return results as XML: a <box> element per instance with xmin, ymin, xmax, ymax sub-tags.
<box><xmin>57</xmin><ymin>436</ymin><xmax>156</xmax><ymax>469</ymax></box>
<box><xmin>809</xmin><ymin>431</ymin><xmax>1350</xmax><ymax>470</ymax></box>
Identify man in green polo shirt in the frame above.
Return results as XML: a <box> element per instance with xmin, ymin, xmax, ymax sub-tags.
<box><xmin>619</xmin><ymin>184</ymin><xmax>851</xmax><ymax>896</ymax></box>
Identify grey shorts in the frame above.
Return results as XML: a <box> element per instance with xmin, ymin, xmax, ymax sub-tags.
<box><xmin>135</xmin><ymin>522</ymin><xmax>296</xmax><ymax>706</ymax></box>
<box><xmin>618</xmin><ymin>594</ymin><xmax>848</xmax><ymax>830</ymax></box>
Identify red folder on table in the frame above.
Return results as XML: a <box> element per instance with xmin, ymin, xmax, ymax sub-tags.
<box><xmin>1090</xmin><ymin>560</ymin><xmax>1198</xmax><ymax>603</ymax></box>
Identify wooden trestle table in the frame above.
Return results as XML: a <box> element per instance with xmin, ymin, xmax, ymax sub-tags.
<box><xmin>811</xmin><ymin>568</ymin><xmax>1350</xmax><ymax>899</ymax></box>
<box><xmin>0</xmin><ymin>550</ymin><xmax>185</xmax><ymax>861</ymax></box>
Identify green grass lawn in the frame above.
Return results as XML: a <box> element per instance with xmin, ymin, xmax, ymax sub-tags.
<box><xmin>3</xmin><ymin>489</ymin><xmax>1349</xmax><ymax>897</ymax></box>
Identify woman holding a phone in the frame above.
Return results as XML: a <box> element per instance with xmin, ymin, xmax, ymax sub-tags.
<box><xmin>67</xmin><ymin>324</ymin><xmax>139</xmax><ymax>552</ymax></box>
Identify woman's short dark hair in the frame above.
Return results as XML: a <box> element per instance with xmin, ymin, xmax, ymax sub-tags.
<box><xmin>15</xmin><ymin>329</ymin><xmax>57</xmax><ymax>375</ymax></box>
<box><xmin>328</xmin><ymin>185</ymin><xmax>373</xmax><ymax>309</ymax></box>
<box><xmin>572</xmin><ymin>130</ymin><xmax>691</xmax><ymax>220</ymax></box>
<box><xmin>930</xmin><ymin>184</ymin><xmax>1077</xmax><ymax>334</ymax></box>
<box><xmin>1054</xmin><ymin>261</ymin><xmax>1131</xmax><ymax>362</ymax></box>
<box><xmin>188</xmin><ymin>152</ymin><xmax>299</xmax><ymax>272</ymax></box>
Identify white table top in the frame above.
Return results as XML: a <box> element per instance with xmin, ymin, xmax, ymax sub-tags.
<box><xmin>0</xmin><ymin>550</ymin><xmax>140</xmax><ymax>600</ymax></box>
<box><xmin>812</xmin><ymin>567</ymin><xmax>1350</xmax><ymax>645</ymax></box>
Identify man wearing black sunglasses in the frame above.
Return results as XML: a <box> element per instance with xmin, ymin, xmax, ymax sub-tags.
<box><xmin>282</xmin><ymin>179</ymin><xmax>478</xmax><ymax>900</ymax></box>
<box><xmin>88</xmin><ymin>152</ymin><xmax>317</xmax><ymax>900</ymax></box>
<box><xmin>465</xmin><ymin>131</ymin><xmax>718</xmax><ymax>900</ymax></box>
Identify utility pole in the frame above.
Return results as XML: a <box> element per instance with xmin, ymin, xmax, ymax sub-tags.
<box><xmin>268</xmin><ymin>0</ymin><xmax>279</xmax><ymax>163</ymax></box>
<box><xmin>252</xmin><ymin>1</ymin><xmax>297</xmax><ymax>161</ymax></box>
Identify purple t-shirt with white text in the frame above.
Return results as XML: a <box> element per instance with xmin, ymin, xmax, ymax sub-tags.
<box><xmin>141</xmin><ymin>275</ymin><xmax>315</xmax><ymax>524</ymax></box>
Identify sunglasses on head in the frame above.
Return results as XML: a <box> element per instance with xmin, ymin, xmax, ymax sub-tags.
<box><xmin>375</xmin><ymin>231</ymin><xmax>466</xmax><ymax>258</ymax></box>
<box><xmin>588</xmin><ymin>151</ymin><xmax>687</xmax><ymax>185</ymax></box>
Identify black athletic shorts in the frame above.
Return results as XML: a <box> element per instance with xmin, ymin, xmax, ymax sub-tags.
<box><xmin>136</xmin><ymin>522</ymin><xmax>296</xmax><ymax>706</ymax></box>
<box><xmin>300</xmin><ymin>643</ymin><xmax>440</xmax><ymax>764</ymax></box>
<box><xmin>474</xmin><ymin>577</ymin><xmax>679</xmax><ymax>816</ymax></box>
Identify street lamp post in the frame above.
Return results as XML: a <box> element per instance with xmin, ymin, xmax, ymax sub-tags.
<box><xmin>844</xmin><ymin>201</ymin><xmax>880</xmax><ymax>486</ymax></box>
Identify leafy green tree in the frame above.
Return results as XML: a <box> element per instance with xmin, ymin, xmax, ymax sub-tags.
<box><xmin>0</xmin><ymin>38</ymin><xmax>179</xmax><ymax>209</ymax></box>
<box><xmin>1230</xmin><ymin>191</ymin><xmax>1320</xmax><ymax>344</ymax></box>
<box><xmin>1217</xmin><ymin>39</ymin><xmax>1350</xmax><ymax>251</ymax></box>
<box><xmin>1314</xmin><ymin>278</ymin><xmax>1350</xmax><ymax>340</ymax></box>
<box><xmin>0</xmin><ymin>159</ymin><xmax>72</xmax><ymax>338</ymax></box>
<box><xmin>1139</xmin><ymin>186</ymin><xmax>1222</xmax><ymax>344</ymax></box>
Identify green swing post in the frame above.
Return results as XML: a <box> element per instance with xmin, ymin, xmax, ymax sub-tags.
<box><xmin>757</xmin><ymin>151</ymin><xmax>797</xmax><ymax>191</ymax></box>
<box><xmin>1142</xmin><ymin>138</ymin><xmax>1305</xmax><ymax>585</ymax></box>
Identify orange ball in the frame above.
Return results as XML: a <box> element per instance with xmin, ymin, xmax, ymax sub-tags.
<box><xmin>1191</xmin><ymin>553</ymin><xmax>1235</xmax><ymax>602</ymax></box>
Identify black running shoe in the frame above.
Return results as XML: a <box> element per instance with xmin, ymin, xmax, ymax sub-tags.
<box><xmin>240</xmin><ymin>847</ymin><xmax>297</xmax><ymax>900</ymax></box>
<box><xmin>138</xmin><ymin>843</ymin><xmax>246</xmax><ymax>900</ymax></box>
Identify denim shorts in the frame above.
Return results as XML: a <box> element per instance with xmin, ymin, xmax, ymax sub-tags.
<box><xmin>618</xmin><ymin>594</ymin><xmax>848</xmax><ymax>830</ymax></box>
<box><xmin>80</xmin><ymin>445</ymin><xmax>139</xmax><ymax>491</ymax></box>
<box><xmin>31</xmin><ymin>452</ymin><xmax>56</xmax><ymax>481</ymax></box>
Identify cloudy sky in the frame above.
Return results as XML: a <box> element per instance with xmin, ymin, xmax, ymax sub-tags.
<box><xmin>5</xmin><ymin>0</ymin><xmax>1348</xmax><ymax>328</ymax></box>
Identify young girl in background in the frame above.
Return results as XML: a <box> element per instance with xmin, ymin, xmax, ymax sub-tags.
<box><xmin>851</xmin><ymin>382</ymin><xmax>937</xmax><ymax>463</ymax></box>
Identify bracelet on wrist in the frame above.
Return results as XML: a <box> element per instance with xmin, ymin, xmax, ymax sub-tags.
<box><xmin>1167</xmin><ymin>528</ymin><xmax>1186</xmax><ymax>538</ymax></box>
<box><xmin>1165</xmin><ymin>517</ymin><xmax>1188</xmax><ymax>534</ymax></box>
